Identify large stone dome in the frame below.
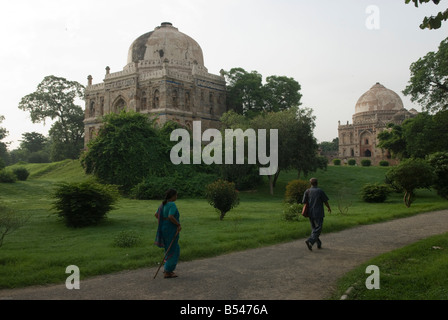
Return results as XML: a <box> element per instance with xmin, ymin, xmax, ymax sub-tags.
<box><xmin>355</xmin><ymin>82</ymin><xmax>404</xmax><ymax>114</ymax></box>
<box><xmin>127</xmin><ymin>22</ymin><xmax>204</xmax><ymax>66</ymax></box>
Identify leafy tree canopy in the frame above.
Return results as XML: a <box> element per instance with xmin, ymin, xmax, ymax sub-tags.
<box><xmin>405</xmin><ymin>0</ymin><xmax>448</xmax><ymax>29</ymax></box>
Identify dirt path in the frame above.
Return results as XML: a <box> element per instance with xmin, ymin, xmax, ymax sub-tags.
<box><xmin>1</xmin><ymin>210</ymin><xmax>447</xmax><ymax>300</ymax></box>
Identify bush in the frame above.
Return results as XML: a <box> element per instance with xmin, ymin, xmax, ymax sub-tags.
<box><xmin>348</xmin><ymin>159</ymin><xmax>356</xmax><ymax>166</ymax></box>
<box><xmin>52</xmin><ymin>180</ymin><xmax>119</xmax><ymax>228</ymax></box>
<box><xmin>13</xmin><ymin>167</ymin><xmax>30</xmax><ymax>181</ymax></box>
<box><xmin>205</xmin><ymin>179</ymin><xmax>240</xmax><ymax>220</ymax></box>
<box><xmin>379</xmin><ymin>160</ymin><xmax>389</xmax><ymax>167</ymax></box>
<box><xmin>284</xmin><ymin>179</ymin><xmax>309</xmax><ymax>204</ymax></box>
<box><xmin>427</xmin><ymin>152</ymin><xmax>448</xmax><ymax>200</ymax></box>
<box><xmin>0</xmin><ymin>170</ymin><xmax>16</xmax><ymax>183</ymax></box>
<box><xmin>113</xmin><ymin>230</ymin><xmax>142</xmax><ymax>248</ymax></box>
<box><xmin>361</xmin><ymin>159</ymin><xmax>371</xmax><ymax>167</ymax></box>
<box><xmin>361</xmin><ymin>183</ymin><xmax>391</xmax><ymax>203</ymax></box>
<box><xmin>131</xmin><ymin>171</ymin><xmax>218</xmax><ymax>200</ymax></box>
<box><xmin>333</xmin><ymin>159</ymin><xmax>341</xmax><ymax>165</ymax></box>
<box><xmin>281</xmin><ymin>203</ymin><xmax>303</xmax><ymax>222</ymax></box>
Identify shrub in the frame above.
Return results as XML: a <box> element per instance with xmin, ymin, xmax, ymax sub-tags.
<box><xmin>284</xmin><ymin>179</ymin><xmax>309</xmax><ymax>204</ymax></box>
<box><xmin>205</xmin><ymin>179</ymin><xmax>239</xmax><ymax>220</ymax></box>
<box><xmin>427</xmin><ymin>152</ymin><xmax>448</xmax><ymax>200</ymax></box>
<box><xmin>52</xmin><ymin>180</ymin><xmax>119</xmax><ymax>228</ymax></box>
<box><xmin>361</xmin><ymin>183</ymin><xmax>391</xmax><ymax>203</ymax></box>
<box><xmin>333</xmin><ymin>159</ymin><xmax>341</xmax><ymax>165</ymax></box>
<box><xmin>379</xmin><ymin>160</ymin><xmax>389</xmax><ymax>167</ymax></box>
<box><xmin>348</xmin><ymin>159</ymin><xmax>356</xmax><ymax>166</ymax></box>
<box><xmin>361</xmin><ymin>159</ymin><xmax>371</xmax><ymax>167</ymax></box>
<box><xmin>131</xmin><ymin>171</ymin><xmax>218</xmax><ymax>200</ymax></box>
<box><xmin>0</xmin><ymin>170</ymin><xmax>16</xmax><ymax>183</ymax></box>
<box><xmin>281</xmin><ymin>203</ymin><xmax>303</xmax><ymax>222</ymax></box>
<box><xmin>13</xmin><ymin>167</ymin><xmax>30</xmax><ymax>181</ymax></box>
<box><xmin>113</xmin><ymin>230</ymin><xmax>142</xmax><ymax>248</ymax></box>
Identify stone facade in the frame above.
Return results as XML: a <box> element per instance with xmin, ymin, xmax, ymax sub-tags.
<box><xmin>84</xmin><ymin>22</ymin><xmax>227</xmax><ymax>147</ymax></box>
<box><xmin>338</xmin><ymin>82</ymin><xmax>418</xmax><ymax>165</ymax></box>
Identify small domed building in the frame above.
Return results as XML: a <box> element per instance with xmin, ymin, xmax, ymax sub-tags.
<box><xmin>84</xmin><ymin>22</ymin><xmax>227</xmax><ymax>146</ymax></box>
<box><xmin>338</xmin><ymin>82</ymin><xmax>418</xmax><ymax>165</ymax></box>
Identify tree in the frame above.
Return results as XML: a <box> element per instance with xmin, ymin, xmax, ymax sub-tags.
<box><xmin>225</xmin><ymin>107</ymin><xmax>321</xmax><ymax>195</ymax></box>
<box><xmin>81</xmin><ymin>111</ymin><xmax>171</xmax><ymax>193</ymax></box>
<box><xmin>264</xmin><ymin>75</ymin><xmax>302</xmax><ymax>112</ymax></box>
<box><xmin>0</xmin><ymin>115</ymin><xmax>8</xmax><ymax>169</ymax></box>
<box><xmin>405</xmin><ymin>0</ymin><xmax>448</xmax><ymax>29</ymax></box>
<box><xmin>20</xmin><ymin>132</ymin><xmax>48</xmax><ymax>153</ymax></box>
<box><xmin>224</xmin><ymin>68</ymin><xmax>264</xmax><ymax>116</ymax></box>
<box><xmin>0</xmin><ymin>205</ymin><xmax>29</xmax><ymax>248</ymax></box>
<box><xmin>224</xmin><ymin>68</ymin><xmax>303</xmax><ymax>117</ymax></box>
<box><xmin>403</xmin><ymin>37</ymin><xmax>448</xmax><ymax>113</ymax></box>
<box><xmin>377</xmin><ymin>123</ymin><xmax>408</xmax><ymax>159</ymax></box>
<box><xmin>386</xmin><ymin>158</ymin><xmax>436</xmax><ymax>207</ymax></box>
<box><xmin>18</xmin><ymin>75</ymin><xmax>85</xmax><ymax>160</ymax></box>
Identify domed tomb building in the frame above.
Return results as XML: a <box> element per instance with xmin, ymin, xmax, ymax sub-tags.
<box><xmin>84</xmin><ymin>22</ymin><xmax>227</xmax><ymax>146</ymax></box>
<box><xmin>338</xmin><ymin>82</ymin><xmax>418</xmax><ymax>165</ymax></box>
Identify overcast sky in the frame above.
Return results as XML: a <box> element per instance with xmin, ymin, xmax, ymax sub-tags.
<box><xmin>1</xmin><ymin>0</ymin><xmax>447</xmax><ymax>150</ymax></box>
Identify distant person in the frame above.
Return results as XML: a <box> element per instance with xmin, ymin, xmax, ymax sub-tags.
<box><xmin>302</xmin><ymin>178</ymin><xmax>331</xmax><ymax>251</ymax></box>
<box><xmin>155</xmin><ymin>189</ymin><xmax>182</xmax><ymax>278</ymax></box>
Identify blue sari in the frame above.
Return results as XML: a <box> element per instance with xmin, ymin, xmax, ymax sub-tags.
<box><xmin>154</xmin><ymin>202</ymin><xmax>180</xmax><ymax>273</ymax></box>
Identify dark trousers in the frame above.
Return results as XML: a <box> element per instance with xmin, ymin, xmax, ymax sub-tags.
<box><xmin>307</xmin><ymin>217</ymin><xmax>324</xmax><ymax>246</ymax></box>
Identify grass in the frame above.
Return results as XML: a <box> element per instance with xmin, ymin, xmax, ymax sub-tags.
<box><xmin>1</xmin><ymin>161</ymin><xmax>448</xmax><ymax>292</ymax></box>
<box><xmin>329</xmin><ymin>232</ymin><xmax>448</xmax><ymax>300</ymax></box>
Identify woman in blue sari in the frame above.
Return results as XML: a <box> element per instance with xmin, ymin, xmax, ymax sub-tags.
<box><xmin>154</xmin><ymin>189</ymin><xmax>181</xmax><ymax>278</ymax></box>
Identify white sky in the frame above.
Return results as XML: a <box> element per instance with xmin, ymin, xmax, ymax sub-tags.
<box><xmin>1</xmin><ymin>0</ymin><xmax>447</xmax><ymax>150</ymax></box>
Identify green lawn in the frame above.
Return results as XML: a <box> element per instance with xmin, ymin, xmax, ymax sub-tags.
<box><xmin>330</xmin><ymin>232</ymin><xmax>448</xmax><ymax>300</ymax></box>
<box><xmin>1</xmin><ymin>160</ymin><xmax>447</xmax><ymax>291</ymax></box>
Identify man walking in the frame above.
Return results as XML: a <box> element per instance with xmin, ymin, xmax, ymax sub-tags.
<box><xmin>302</xmin><ymin>178</ymin><xmax>331</xmax><ymax>251</ymax></box>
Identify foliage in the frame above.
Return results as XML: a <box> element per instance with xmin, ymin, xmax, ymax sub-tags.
<box><xmin>318</xmin><ymin>138</ymin><xmax>339</xmax><ymax>154</ymax></box>
<box><xmin>224</xmin><ymin>67</ymin><xmax>302</xmax><ymax>117</ymax></box>
<box><xmin>403</xmin><ymin>37</ymin><xmax>448</xmax><ymax>113</ymax></box>
<box><xmin>361</xmin><ymin>183</ymin><xmax>391</xmax><ymax>203</ymax></box>
<box><xmin>405</xmin><ymin>0</ymin><xmax>448</xmax><ymax>29</ymax></box>
<box><xmin>18</xmin><ymin>75</ymin><xmax>85</xmax><ymax>161</ymax></box>
<box><xmin>386</xmin><ymin>158</ymin><xmax>436</xmax><ymax>207</ymax></box>
<box><xmin>0</xmin><ymin>206</ymin><xmax>29</xmax><ymax>248</ymax></box>
<box><xmin>205</xmin><ymin>179</ymin><xmax>240</xmax><ymax>220</ymax></box>
<box><xmin>378</xmin><ymin>111</ymin><xmax>448</xmax><ymax>160</ymax></box>
<box><xmin>81</xmin><ymin>111</ymin><xmax>171</xmax><ymax>193</ymax></box>
<box><xmin>0</xmin><ymin>170</ymin><xmax>16</xmax><ymax>183</ymax></box>
<box><xmin>361</xmin><ymin>159</ymin><xmax>371</xmax><ymax>167</ymax></box>
<box><xmin>20</xmin><ymin>132</ymin><xmax>49</xmax><ymax>153</ymax></box>
<box><xmin>378</xmin><ymin>123</ymin><xmax>408</xmax><ymax>159</ymax></box>
<box><xmin>281</xmin><ymin>202</ymin><xmax>303</xmax><ymax>222</ymax></box>
<box><xmin>52</xmin><ymin>180</ymin><xmax>119</xmax><ymax>228</ymax></box>
<box><xmin>113</xmin><ymin>230</ymin><xmax>142</xmax><ymax>248</ymax></box>
<box><xmin>284</xmin><ymin>179</ymin><xmax>309</xmax><ymax>204</ymax></box>
<box><xmin>12</xmin><ymin>167</ymin><xmax>29</xmax><ymax>181</ymax></box>
<box><xmin>379</xmin><ymin>160</ymin><xmax>389</xmax><ymax>167</ymax></box>
<box><xmin>0</xmin><ymin>115</ymin><xmax>8</xmax><ymax>169</ymax></box>
<box><xmin>427</xmin><ymin>152</ymin><xmax>448</xmax><ymax>200</ymax></box>
<box><xmin>348</xmin><ymin>159</ymin><xmax>356</xmax><ymax>166</ymax></box>
<box><xmin>131</xmin><ymin>171</ymin><xmax>218</xmax><ymax>200</ymax></box>
<box><xmin>333</xmin><ymin>159</ymin><xmax>341</xmax><ymax>165</ymax></box>
<box><xmin>220</xmin><ymin>162</ymin><xmax>262</xmax><ymax>191</ymax></box>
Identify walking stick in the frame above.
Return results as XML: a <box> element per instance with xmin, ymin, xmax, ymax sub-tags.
<box><xmin>153</xmin><ymin>229</ymin><xmax>180</xmax><ymax>279</ymax></box>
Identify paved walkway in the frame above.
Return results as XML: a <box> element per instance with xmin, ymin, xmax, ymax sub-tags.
<box><xmin>1</xmin><ymin>210</ymin><xmax>447</xmax><ymax>300</ymax></box>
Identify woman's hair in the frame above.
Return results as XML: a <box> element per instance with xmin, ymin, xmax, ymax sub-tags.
<box><xmin>162</xmin><ymin>189</ymin><xmax>178</xmax><ymax>205</ymax></box>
